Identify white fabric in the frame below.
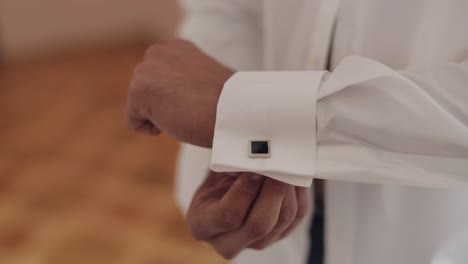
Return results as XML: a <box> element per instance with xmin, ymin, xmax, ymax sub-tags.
<box><xmin>175</xmin><ymin>0</ymin><xmax>468</xmax><ymax>263</ymax></box>
<box><xmin>211</xmin><ymin>71</ymin><xmax>327</xmax><ymax>187</ymax></box>
<box><xmin>175</xmin><ymin>144</ymin><xmax>314</xmax><ymax>264</ymax></box>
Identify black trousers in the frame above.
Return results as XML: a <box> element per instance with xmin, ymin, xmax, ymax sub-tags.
<box><xmin>307</xmin><ymin>183</ymin><xmax>325</xmax><ymax>264</ymax></box>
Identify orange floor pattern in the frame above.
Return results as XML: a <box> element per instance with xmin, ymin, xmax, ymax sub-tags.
<box><xmin>0</xmin><ymin>43</ymin><xmax>225</xmax><ymax>264</ymax></box>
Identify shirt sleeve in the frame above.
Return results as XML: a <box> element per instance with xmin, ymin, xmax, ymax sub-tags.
<box><xmin>178</xmin><ymin>0</ymin><xmax>262</xmax><ymax>71</ymax></box>
<box><xmin>211</xmin><ymin>55</ymin><xmax>468</xmax><ymax>188</ymax></box>
<box><xmin>211</xmin><ymin>71</ymin><xmax>327</xmax><ymax>186</ymax></box>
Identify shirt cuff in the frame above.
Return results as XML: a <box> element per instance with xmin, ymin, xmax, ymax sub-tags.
<box><xmin>210</xmin><ymin>71</ymin><xmax>327</xmax><ymax>187</ymax></box>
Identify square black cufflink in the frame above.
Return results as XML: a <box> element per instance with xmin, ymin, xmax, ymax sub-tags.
<box><xmin>249</xmin><ymin>140</ymin><xmax>271</xmax><ymax>158</ymax></box>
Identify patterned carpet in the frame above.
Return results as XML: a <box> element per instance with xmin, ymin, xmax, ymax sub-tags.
<box><xmin>0</xmin><ymin>43</ymin><xmax>225</xmax><ymax>264</ymax></box>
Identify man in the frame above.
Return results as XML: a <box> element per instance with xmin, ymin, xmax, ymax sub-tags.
<box><xmin>125</xmin><ymin>0</ymin><xmax>468</xmax><ymax>263</ymax></box>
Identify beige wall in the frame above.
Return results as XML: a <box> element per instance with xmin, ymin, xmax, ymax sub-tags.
<box><xmin>0</xmin><ymin>0</ymin><xmax>180</xmax><ymax>60</ymax></box>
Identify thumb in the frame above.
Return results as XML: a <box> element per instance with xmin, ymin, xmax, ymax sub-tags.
<box><xmin>125</xmin><ymin>100</ymin><xmax>161</xmax><ymax>135</ymax></box>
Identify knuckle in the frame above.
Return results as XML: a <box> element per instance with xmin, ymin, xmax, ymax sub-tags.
<box><xmin>129</xmin><ymin>72</ymin><xmax>144</xmax><ymax>91</ymax></box>
<box><xmin>235</xmin><ymin>186</ymin><xmax>258</xmax><ymax>201</ymax></box>
<box><xmin>279</xmin><ymin>205</ymin><xmax>297</xmax><ymax>225</ymax></box>
<box><xmin>129</xmin><ymin>78</ymin><xmax>151</xmax><ymax>99</ymax></box>
<box><xmin>246</xmin><ymin>218</ymin><xmax>275</xmax><ymax>239</ymax></box>
<box><xmin>144</xmin><ymin>44</ymin><xmax>161</xmax><ymax>59</ymax></box>
<box><xmin>216</xmin><ymin>207</ymin><xmax>244</xmax><ymax>231</ymax></box>
<box><xmin>297</xmin><ymin>202</ymin><xmax>311</xmax><ymax>220</ymax></box>
<box><xmin>133</xmin><ymin>62</ymin><xmax>146</xmax><ymax>75</ymax></box>
<box><xmin>133</xmin><ymin>63</ymin><xmax>146</xmax><ymax>80</ymax></box>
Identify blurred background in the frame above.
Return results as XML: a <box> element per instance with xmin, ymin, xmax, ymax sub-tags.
<box><xmin>0</xmin><ymin>0</ymin><xmax>224</xmax><ymax>263</ymax></box>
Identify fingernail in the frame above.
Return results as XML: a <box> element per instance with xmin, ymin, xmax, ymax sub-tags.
<box><xmin>251</xmin><ymin>174</ymin><xmax>263</xmax><ymax>181</ymax></box>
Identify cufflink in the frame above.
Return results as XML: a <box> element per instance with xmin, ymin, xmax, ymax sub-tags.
<box><xmin>249</xmin><ymin>140</ymin><xmax>271</xmax><ymax>158</ymax></box>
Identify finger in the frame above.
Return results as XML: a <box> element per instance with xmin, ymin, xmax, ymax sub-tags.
<box><xmin>189</xmin><ymin>173</ymin><xmax>264</xmax><ymax>240</ymax></box>
<box><xmin>191</xmin><ymin>171</ymin><xmax>236</xmax><ymax>202</ymax></box>
<box><xmin>125</xmin><ymin>83</ymin><xmax>161</xmax><ymax>135</ymax></box>
<box><xmin>280</xmin><ymin>186</ymin><xmax>312</xmax><ymax>239</ymax></box>
<box><xmin>144</xmin><ymin>44</ymin><xmax>161</xmax><ymax>60</ymax></box>
<box><xmin>193</xmin><ymin>170</ymin><xmax>237</xmax><ymax>192</ymax></box>
<box><xmin>207</xmin><ymin>178</ymin><xmax>288</xmax><ymax>259</ymax></box>
<box><xmin>249</xmin><ymin>185</ymin><xmax>297</xmax><ymax>249</ymax></box>
<box><xmin>126</xmin><ymin>117</ymin><xmax>161</xmax><ymax>135</ymax></box>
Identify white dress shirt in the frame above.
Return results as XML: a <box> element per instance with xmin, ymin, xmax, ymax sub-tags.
<box><xmin>175</xmin><ymin>0</ymin><xmax>468</xmax><ymax>263</ymax></box>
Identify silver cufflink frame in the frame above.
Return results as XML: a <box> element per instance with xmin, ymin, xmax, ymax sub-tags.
<box><xmin>249</xmin><ymin>140</ymin><xmax>271</xmax><ymax>158</ymax></box>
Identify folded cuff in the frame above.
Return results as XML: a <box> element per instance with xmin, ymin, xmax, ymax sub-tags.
<box><xmin>210</xmin><ymin>71</ymin><xmax>327</xmax><ymax>187</ymax></box>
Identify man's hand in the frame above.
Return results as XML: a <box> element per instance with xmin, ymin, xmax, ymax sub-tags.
<box><xmin>187</xmin><ymin>171</ymin><xmax>311</xmax><ymax>259</ymax></box>
<box><xmin>125</xmin><ymin>39</ymin><xmax>234</xmax><ymax>147</ymax></box>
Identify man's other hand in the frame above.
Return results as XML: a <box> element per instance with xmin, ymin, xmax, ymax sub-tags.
<box><xmin>125</xmin><ymin>38</ymin><xmax>234</xmax><ymax>147</ymax></box>
<box><xmin>187</xmin><ymin>171</ymin><xmax>311</xmax><ymax>259</ymax></box>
